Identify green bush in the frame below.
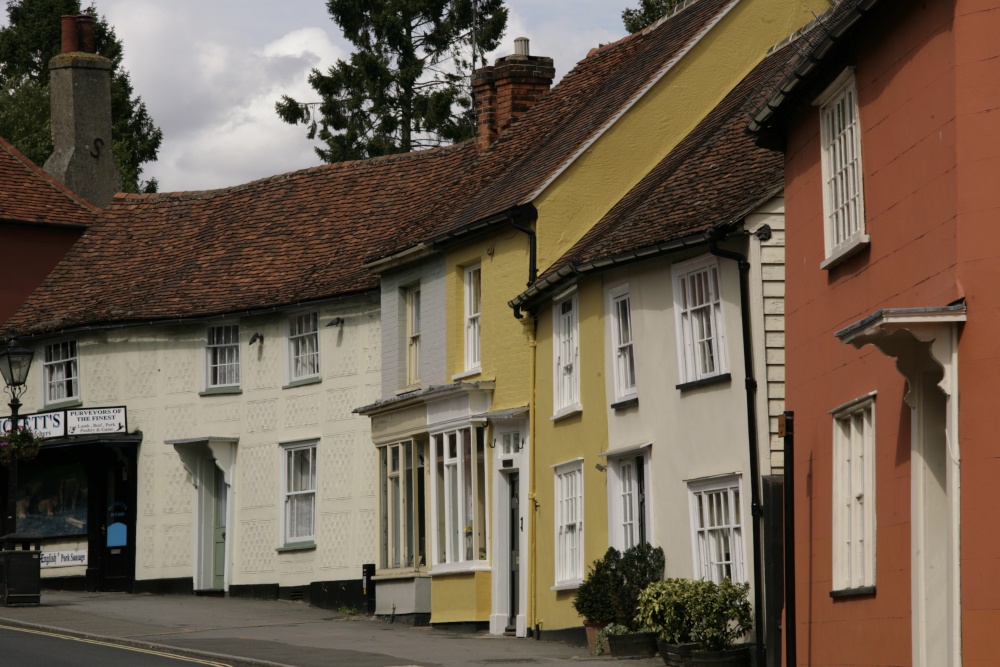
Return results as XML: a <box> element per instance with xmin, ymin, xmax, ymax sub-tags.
<box><xmin>573</xmin><ymin>543</ymin><xmax>665</xmax><ymax>629</ymax></box>
<box><xmin>634</xmin><ymin>577</ymin><xmax>752</xmax><ymax>651</ymax></box>
<box><xmin>615</xmin><ymin>542</ymin><xmax>665</xmax><ymax>630</ymax></box>
<box><xmin>572</xmin><ymin>547</ymin><xmax>621</xmax><ymax>624</ymax></box>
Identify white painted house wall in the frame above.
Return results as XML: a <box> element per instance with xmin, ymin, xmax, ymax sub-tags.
<box><xmin>600</xmin><ymin>198</ymin><xmax>785</xmax><ymax>586</ymax></box>
<box><xmin>27</xmin><ymin>295</ymin><xmax>381</xmax><ymax>590</ymax></box>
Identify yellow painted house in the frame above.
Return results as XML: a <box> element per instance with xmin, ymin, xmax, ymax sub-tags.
<box><xmin>358</xmin><ymin>0</ymin><xmax>826</xmax><ymax>645</ymax></box>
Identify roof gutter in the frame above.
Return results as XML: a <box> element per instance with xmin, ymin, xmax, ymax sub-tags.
<box><xmin>508</xmin><ymin>183</ymin><xmax>784</xmax><ymax>317</ymax></box>
<box><xmin>5</xmin><ymin>289</ymin><xmax>380</xmax><ymax>342</ymax></box>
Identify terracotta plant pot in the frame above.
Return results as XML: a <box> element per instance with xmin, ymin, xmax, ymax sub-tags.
<box><xmin>583</xmin><ymin>620</ymin><xmax>608</xmax><ymax>654</ymax></box>
<box><xmin>657</xmin><ymin>639</ymin><xmax>701</xmax><ymax>667</ymax></box>
<box><xmin>607</xmin><ymin>631</ymin><xmax>657</xmax><ymax>657</ymax></box>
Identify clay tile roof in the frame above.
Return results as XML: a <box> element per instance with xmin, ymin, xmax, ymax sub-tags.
<box><xmin>7</xmin><ymin>142</ymin><xmax>479</xmax><ymax>335</ymax></box>
<box><xmin>0</xmin><ymin>136</ymin><xmax>98</xmax><ymax>226</ymax></box>
<box><xmin>511</xmin><ymin>40</ymin><xmax>804</xmax><ymax>307</ymax></box>
<box><xmin>367</xmin><ymin>0</ymin><xmax>738</xmax><ymax>262</ymax></box>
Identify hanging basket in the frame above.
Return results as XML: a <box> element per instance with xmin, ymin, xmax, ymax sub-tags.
<box><xmin>0</xmin><ymin>428</ymin><xmax>42</xmax><ymax>467</ymax></box>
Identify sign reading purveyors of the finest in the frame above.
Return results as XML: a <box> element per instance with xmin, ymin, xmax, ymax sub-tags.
<box><xmin>66</xmin><ymin>407</ymin><xmax>127</xmax><ymax>436</ymax></box>
<box><xmin>1</xmin><ymin>406</ymin><xmax>128</xmax><ymax>439</ymax></box>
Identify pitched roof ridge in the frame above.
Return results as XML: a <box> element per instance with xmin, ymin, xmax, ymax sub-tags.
<box><xmin>113</xmin><ymin>140</ymin><xmax>478</xmax><ymax>205</ymax></box>
<box><xmin>0</xmin><ymin>135</ymin><xmax>100</xmax><ymax>215</ymax></box>
<box><xmin>586</xmin><ymin>0</ymin><xmax>707</xmax><ymax>59</ymax></box>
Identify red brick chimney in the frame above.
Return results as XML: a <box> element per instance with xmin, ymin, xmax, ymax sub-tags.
<box><xmin>472</xmin><ymin>38</ymin><xmax>555</xmax><ymax>152</ymax></box>
<box><xmin>43</xmin><ymin>15</ymin><xmax>121</xmax><ymax>208</ymax></box>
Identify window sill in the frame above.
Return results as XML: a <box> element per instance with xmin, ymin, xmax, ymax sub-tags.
<box><xmin>373</xmin><ymin>568</ymin><xmax>429</xmax><ymax>581</ymax></box>
<box><xmin>550</xmin><ymin>579</ymin><xmax>582</xmax><ymax>592</ymax></box>
<box><xmin>395</xmin><ymin>386</ymin><xmax>421</xmax><ymax>397</ymax></box>
<box><xmin>283</xmin><ymin>376</ymin><xmax>321</xmax><ymax>390</ymax></box>
<box><xmin>451</xmin><ymin>368</ymin><xmax>482</xmax><ymax>381</ymax></box>
<box><xmin>199</xmin><ymin>386</ymin><xmax>242</xmax><ymax>397</ymax></box>
<box><xmin>610</xmin><ymin>396</ymin><xmax>639</xmax><ymax>411</ymax></box>
<box><xmin>428</xmin><ymin>562</ymin><xmax>491</xmax><ymax>576</ymax></box>
<box><xmin>276</xmin><ymin>541</ymin><xmax>316</xmax><ymax>553</ymax></box>
<box><xmin>676</xmin><ymin>373</ymin><xmax>731</xmax><ymax>392</ymax></box>
<box><xmin>830</xmin><ymin>585</ymin><xmax>875</xmax><ymax>599</ymax></box>
<box><xmin>551</xmin><ymin>404</ymin><xmax>583</xmax><ymax>422</ymax></box>
<box><xmin>820</xmin><ymin>233</ymin><xmax>870</xmax><ymax>270</ymax></box>
<box><xmin>43</xmin><ymin>398</ymin><xmax>82</xmax><ymax>410</ymax></box>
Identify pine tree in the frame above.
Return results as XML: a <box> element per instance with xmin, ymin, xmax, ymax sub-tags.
<box><xmin>277</xmin><ymin>0</ymin><xmax>507</xmax><ymax>163</ymax></box>
<box><xmin>0</xmin><ymin>0</ymin><xmax>163</xmax><ymax>193</ymax></box>
<box><xmin>622</xmin><ymin>0</ymin><xmax>685</xmax><ymax>34</ymax></box>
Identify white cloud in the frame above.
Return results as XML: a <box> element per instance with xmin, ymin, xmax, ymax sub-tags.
<box><xmin>83</xmin><ymin>0</ymin><xmax>635</xmax><ymax>191</ymax></box>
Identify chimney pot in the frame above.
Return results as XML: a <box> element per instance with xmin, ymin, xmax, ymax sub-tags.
<box><xmin>76</xmin><ymin>15</ymin><xmax>95</xmax><ymax>53</ymax></box>
<box><xmin>60</xmin><ymin>15</ymin><xmax>78</xmax><ymax>53</ymax></box>
<box><xmin>514</xmin><ymin>37</ymin><xmax>529</xmax><ymax>57</ymax></box>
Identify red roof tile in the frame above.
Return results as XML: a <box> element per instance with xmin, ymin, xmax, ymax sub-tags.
<box><xmin>510</xmin><ymin>41</ymin><xmax>804</xmax><ymax>307</ymax></box>
<box><xmin>0</xmin><ymin>136</ymin><xmax>98</xmax><ymax>226</ymax></box>
<box><xmin>367</xmin><ymin>0</ymin><xmax>739</xmax><ymax>262</ymax></box>
<box><xmin>7</xmin><ymin>143</ymin><xmax>478</xmax><ymax>334</ymax></box>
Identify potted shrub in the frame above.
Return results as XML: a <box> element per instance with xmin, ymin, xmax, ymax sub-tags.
<box><xmin>604</xmin><ymin>542</ymin><xmax>664</xmax><ymax>657</ymax></box>
<box><xmin>635</xmin><ymin>578</ymin><xmax>702</xmax><ymax>666</ymax></box>
<box><xmin>572</xmin><ymin>547</ymin><xmax>621</xmax><ymax>653</ymax></box>
<box><xmin>686</xmin><ymin>578</ymin><xmax>753</xmax><ymax>666</ymax></box>
<box><xmin>636</xmin><ymin>578</ymin><xmax>753</xmax><ymax>667</ymax></box>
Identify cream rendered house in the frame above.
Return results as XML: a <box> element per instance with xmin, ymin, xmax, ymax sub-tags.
<box><xmin>5</xmin><ymin>146</ymin><xmax>477</xmax><ymax>606</ymax></box>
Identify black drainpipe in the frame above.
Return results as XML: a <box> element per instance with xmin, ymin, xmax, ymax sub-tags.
<box><xmin>707</xmin><ymin>225</ymin><xmax>769</xmax><ymax>667</ymax></box>
<box><xmin>509</xmin><ymin>216</ymin><xmax>537</xmax><ymax>288</ymax></box>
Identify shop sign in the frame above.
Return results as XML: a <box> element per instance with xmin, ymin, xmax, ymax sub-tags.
<box><xmin>40</xmin><ymin>549</ymin><xmax>88</xmax><ymax>568</ymax></box>
<box><xmin>66</xmin><ymin>407</ymin><xmax>127</xmax><ymax>436</ymax></box>
<box><xmin>1</xmin><ymin>406</ymin><xmax>127</xmax><ymax>439</ymax></box>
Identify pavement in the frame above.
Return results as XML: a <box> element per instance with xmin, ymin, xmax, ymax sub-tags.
<box><xmin>0</xmin><ymin>589</ymin><xmax>664</xmax><ymax>667</ymax></box>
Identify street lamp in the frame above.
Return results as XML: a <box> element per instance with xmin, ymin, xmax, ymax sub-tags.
<box><xmin>0</xmin><ymin>339</ymin><xmax>35</xmax><ymax>536</ymax></box>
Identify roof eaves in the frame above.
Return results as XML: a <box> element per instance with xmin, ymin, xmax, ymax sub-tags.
<box><xmin>7</xmin><ymin>288</ymin><xmax>379</xmax><ymax>341</ymax></box>
<box><xmin>520</xmin><ymin>0</ymin><xmax>742</xmax><ymax>206</ymax></box>
<box><xmin>748</xmin><ymin>0</ymin><xmax>883</xmax><ymax>143</ymax></box>
<box><xmin>508</xmin><ymin>231</ymin><xmax>708</xmax><ymax>312</ymax></box>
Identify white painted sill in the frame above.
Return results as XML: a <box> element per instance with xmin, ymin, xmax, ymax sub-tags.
<box><xmin>428</xmin><ymin>562</ymin><xmax>492</xmax><ymax>577</ymax></box>
<box><xmin>551</xmin><ymin>404</ymin><xmax>583</xmax><ymax>422</ymax></box>
<box><xmin>550</xmin><ymin>579</ymin><xmax>582</xmax><ymax>592</ymax></box>
<box><xmin>820</xmin><ymin>234</ymin><xmax>870</xmax><ymax>270</ymax></box>
<box><xmin>452</xmin><ymin>368</ymin><xmax>482</xmax><ymax>381</ymax></box>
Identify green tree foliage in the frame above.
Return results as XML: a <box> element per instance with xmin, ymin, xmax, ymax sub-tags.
<box><xmin>0</xmin><ymin>0</ymin><xmax>163</xmax><ymax>193</ymax></box>
<box><xmin>277</xmin><ymin>0</ymin><xmax>507</xmax><ymax>163</ymax></box>
<box><xmin>622</xmin><ymin>0</ymin><xmax>685</xmax><ymax>33</ymax></box>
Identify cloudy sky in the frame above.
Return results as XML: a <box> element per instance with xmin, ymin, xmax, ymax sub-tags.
<box><xmin>63</xmin><ymin>1</ymin><xmax>640</xmax><ymax>192</ymax></box>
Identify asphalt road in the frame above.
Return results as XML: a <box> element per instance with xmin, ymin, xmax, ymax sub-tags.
<box><xmin>0</xmin><ymin>625</ymin><xmax>234</xmax><ymax>667</ymax></box>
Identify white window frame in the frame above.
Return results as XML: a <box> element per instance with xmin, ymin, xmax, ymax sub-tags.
<box><xmin>553</xmin><ymin>459</ymin><xmax>584</xmax><ymax>587</ymax></box>
<box><xmin>673</xmin><ymin>256</ymin><xmax>728</xmax><ymax>385</ymax></box>
<box><xmin>552</xmin><ymin>292</ymin><xmax>580</xmax><ymax>415</ymax></box>
<box><xmin>429</xmin><ymin>426</ymin><xmax>489</xmax><ymax>570</ymax></box>
<box><xmin>609</xmin><ymin>284</ymin><xmax>637</xmax><ymax>401</ymax></box>
<box><xmin>43</xmin><ymin>340</ymin><xmax>79</xmax><ymax>405</ymax></box>
<box><xmin>282</xmin><ymin>440</ymin><xmax>317</xmax><ymax>545</ymax></box>
<box><xmin>816</xmin><ymin>68</ymin><xmax>868</xmax><ymax>268</ymax></box>
<box><xmin>206</xmin><ymin>324</ymin><xmax>240</xmax><ymax>389</ymax></box>
<box><xmin>406</xmin><ymin>286</ymin><xmax>421</xmax><ymax>387</ymax></box>
<box><xmin>831</xmin><ymin>394</ymin><xmax>876</xmax><ymax>591</ymax></box>
<box><xmin>607</xmin><ymin>448</ymin><xmax>649</xmax><ymax>551</ymax></box>
<box><xmin>288</xmin><ymin>312</ymin><xmax>320</xmax><ymax>382</ymax></box>
<box><xmin>464</xmin><ymin>264</ymin><xmax>482</xmax><ymax>373</ymax></box>
<box><xmin>688</xmin><ymin>475</ymin><xmax>745</xmax><ymax>584</ymax></box>
<box><xmin>379</xmin><ymin>440</ymin><xmax>426</xmax><ymax>571</ymax></box>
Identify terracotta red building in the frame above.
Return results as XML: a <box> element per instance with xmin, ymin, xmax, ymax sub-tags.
<box><xmin>0</xmin><ymin>137</ymin><xmax>95</xmax><ymax>323</ymax></box>
<box><xmin>749</xmin><ymin>1</ymin><xmax>1000</xmax><ymax>665</ymax></box>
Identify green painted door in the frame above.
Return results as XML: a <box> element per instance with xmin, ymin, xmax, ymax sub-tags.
<box><xmin>213</xmin><ymin>467</ymin><xmax>227</xmax><ymax>590</ymax></box>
